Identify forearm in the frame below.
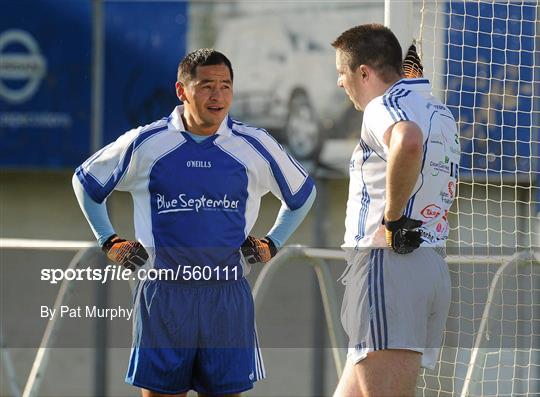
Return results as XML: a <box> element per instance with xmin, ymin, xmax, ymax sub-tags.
<box><xmin>384</xmin><ymin>122</ymin><xmax>423</xmax><ymax>221</ymax></box>
<box><xmin>266</xmin><ymin>186</ymin><xmax>316</xmax><ymax>248</ymax></box>
<box><xmin>72</xmin><ymin>174</ymin><xmax>116</xmax><ymax>246</ymax></box>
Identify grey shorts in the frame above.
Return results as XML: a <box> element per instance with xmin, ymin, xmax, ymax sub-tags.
<box><xmin>340</xmin><ymin>248</ymin><xmax>451</xmax><ymax>369</ymax></box>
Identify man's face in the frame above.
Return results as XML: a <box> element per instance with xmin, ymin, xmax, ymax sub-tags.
<box><xmin>176</xmin><ymin>63</ymin><xmax>233</xmax><ymax>133</ymax></box>
<box><xmin>336</xmin><ymin>50</ymin><xmax>365</xmax><ymax>111</ymax></box>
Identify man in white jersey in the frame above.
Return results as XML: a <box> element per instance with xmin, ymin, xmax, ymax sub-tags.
<box><xmin>332</xmin><ymin>25</ymin><xmax>459</xmax><ymax>396</ymax></box>
<box><xmin>73</xmin><ymin>49</ymin><xmax>315</xmax><ymax>396</ymax></box>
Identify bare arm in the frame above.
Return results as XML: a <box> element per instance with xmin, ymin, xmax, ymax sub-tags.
<box><xmin>383</xmin><ymin>121</ymin><xmax>423</xmax><ymax>221</ymax></box>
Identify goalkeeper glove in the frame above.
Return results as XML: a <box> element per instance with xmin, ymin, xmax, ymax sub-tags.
<box><xmin>101</xmin><ymin>234</ymin><xmax>148</xmax><ymax>271</ymax></box>
<box><xmin>384</xmin><ymin>216</ymin><xmax>423</xmax><ymax>254</ymax></box>
<box><xmin>403</xmin><ymin>43</ymin><xmax>424</xmax><ymax>79</ymax></box>
<box><xmin>241</xmin><ymin>236</ymin><xmax>277</xmax><ymax>264</ymax></box>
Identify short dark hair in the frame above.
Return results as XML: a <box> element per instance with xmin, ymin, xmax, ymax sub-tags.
<box><xmin>332</xmin><ymin>24</ymin><xmax>402</xmax><ymax>82</ymax></box>
<box><xmin>177</xmin><ymin>48</ymin><xmax>234</xmax><ymax>83</ymax></box>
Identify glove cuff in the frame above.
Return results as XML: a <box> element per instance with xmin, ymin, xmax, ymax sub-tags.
<box><xmin>383</xmin><ymin>216</ymin><xmax>406</xmax><ymax>231</ymax></box>
<box><xmin>263</xmin><ymin>237</ymin><xmax>278</xmax><ymax>257</ymax></box>
<box><xmin>101</xmin><ymin>234</ymin><xmax>119</xmax><ymax>253</ymax></box>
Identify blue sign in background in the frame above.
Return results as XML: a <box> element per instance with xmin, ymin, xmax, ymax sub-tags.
<box><xmin>0</xmin><ymin>0</ymin><xmax>188</xmax><ymax>168</ymax></box>
<box><xmin>0</xmin><ymin>0</ymin><xmax>92</xmax><ymax>168</ymax></box>
<box><xmin>445</xmin><ymin>1</ymin><xmax>539</xmax><ymax>181</ymax></box>
<box><xmin>102</xmin><ymin>1</ymin><xmax>188</xmax><ymax>145</ymax></box>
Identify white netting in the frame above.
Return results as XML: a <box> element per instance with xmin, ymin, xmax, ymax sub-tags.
<box><xmin>416</xmin><ymin>1</ymin><xmax>540</xmax><ymax>396</ymax></box>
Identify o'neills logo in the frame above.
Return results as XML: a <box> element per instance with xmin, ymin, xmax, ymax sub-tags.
<box><xmin>156</xmin><ymin>193</ymin><xmax>239</xmax><ymax>214</ymax></box>
<box><xmin>187</xmin><ymin>160</ymin><xmax>211</xmax><ymax>168</ymax></box>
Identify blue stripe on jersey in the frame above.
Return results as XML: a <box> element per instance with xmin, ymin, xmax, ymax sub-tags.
<box><xmin>382</xmin><ymin>92</ymin><xmax>399</xmax><ymax>122</ymax></box>
<box><xmin>134</xmin><ymin>123</ymin><xmax>168</xmax><ymax>150</ymax></box>
<box><xmin>377</xmin><ymin>249</ymin><xmax>388</xmax><ymax>349</ymax></box>
<box><xmin>231</xmin><ymin>119</ymin><xmax>308</xmax><ymax>179</ymax></box>
<box><xmin>383</xmin><ymin>89</ymin><xmax>412</xmax><ymax>122</ymax></box>
<box><xmin>405</xmin><ymin>111</ymin><xmax>436</xmax><ymax>217</ymax></box>
<box><xmin>397</xmin><ymin>78</ymin><xmax>430</xmax><ymax>85</ymax></box>
<box><xmin>367</xmin><ymin>250</ymin><xmax>378</xmax><ymax>350</ymax></box>
<box><xmin>387</xmin><ymin>88</ymin><xmax>405</xmax><ymax>121</ymax></box>
<box><xmin>76</xmin><ymin>124</ymin><xmax>168</xmax><ymax>203</ymax></box>
<box><xmin>230</xmin><ymin>128</ymin><xmax>313</xmax><ymax>210</ymax></box>
<box><xmin>287</xmin><ymin>153</ymin><xmax>308</xmax><ymax>178</ymax></box>
<box><xmin>390</xmin><ymin>90</ymin><xmax>412</xmax><ymax>121</ymax></box>
<box><xmin>355</xmin><ymin>140</ymin><xmax>373</xmax><ymax>243</ymax></box>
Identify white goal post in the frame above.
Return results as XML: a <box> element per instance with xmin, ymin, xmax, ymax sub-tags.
<box><xmin>385</xmin><ymin>1</ymin><xmax>540</xmax><ymax>396</ymax></box>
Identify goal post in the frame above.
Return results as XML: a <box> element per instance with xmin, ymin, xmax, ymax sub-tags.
<box><xmin>384</xmin><ymin>1</ymin><xmax>540</xmax><ymax>396</ymax></box>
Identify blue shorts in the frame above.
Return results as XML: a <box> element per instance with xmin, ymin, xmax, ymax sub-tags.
<box><xmin>125</xmin><ymin>278</ymin><xmax>265</xmax><ymax>395</ymax></box>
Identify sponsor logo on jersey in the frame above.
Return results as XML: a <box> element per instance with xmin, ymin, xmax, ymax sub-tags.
<box><xmin>420</xmin><ymin>228</ymin><xmax>438</xmax><ymax>243</ymax></box>
<box><xmin>186</xmin><ymin>160</ymin><xmax>212</xmax><ymax>168</ymax></box>
<box><xmin>430</xmin><ymin>160</ymin><xmax>450</xmax><ymax>176</ymax></box>
<box><xmin>439</xmin><ymin>190</ymin><xmax>453</xmax><ymax>205</ymax></box>
<box><xmin>430</xmin><ymin>158</ymin><xmax>458</xmax><ymax>177</ymax></box>
<box><xmin>156</xmin><ymin>192</ymin><xmax>240</xmax><ymax>214</ymax></box>
<box><xmin>426</xmin><ymin>102</ymin><xmax>447</xmax><ymax>111</ymax></box>
<box><xmin>421</xmin><ymin>204</ymin><xmax>442</xmax><ymax>219</ymax></box>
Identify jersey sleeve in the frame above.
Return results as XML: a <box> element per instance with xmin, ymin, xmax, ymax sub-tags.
<box><xmin>241</xmin><ymin>129</ymin><xmax>315</xmax><ymax>210</ymax></box>
<box><xmin>364</xmin><ymin>94</ymin><xmax>412</xmax><ymax>153</ymax></box>
<box><xmin>75</xmin><ymin>128</ymin><xmax>140</xmax><ymax>203</ymax></box>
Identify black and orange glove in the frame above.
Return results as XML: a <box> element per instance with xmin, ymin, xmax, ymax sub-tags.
<box><xmin>241</xmin><ymin>236</ymin><xmax>278</xmax><ymax>264</ymax></box>
<box><xmin>101</xmin><ymin>234</ymin><xmax>148</xmax><ymax>271</ymax></box>
<box><xmin>403</xmin><ymin>43</ymin><xmax>424</xmax><ymax>79</ymax></box>
<box><xmin>384</xmin><ymin>216</ymin><xmax>423</xmax><ymax>254</ymax></box>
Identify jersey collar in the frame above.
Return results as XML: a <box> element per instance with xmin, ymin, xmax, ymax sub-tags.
<box><xmin>168</xmin><ymin>105</ymin><xmax>232</xmax><ymax>137</ymax></box>
<box><xmin>386</xmin><ymin>78</ymin><xmax>431</xmax><ymax>93</ymax></box>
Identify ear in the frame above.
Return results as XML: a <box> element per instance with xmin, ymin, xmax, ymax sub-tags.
<box><xmin>175</xmin><ymin>82</ymin><xmax>187</xmax><ymax>102</ymax></box>
<box><xmin>358</xmin><ymin>65</ymin><xmax>369</xmax><ymax>80</ymax></box>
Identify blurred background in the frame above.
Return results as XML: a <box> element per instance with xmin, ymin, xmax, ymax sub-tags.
<box><xmin>1</xmin><ymin>1</ymin><xmax>539</xmax><ymax>396</ymax></box>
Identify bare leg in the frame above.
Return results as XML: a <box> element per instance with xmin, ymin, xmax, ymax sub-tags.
<box><xmin>334</xmin><ymin>349</ymin><xmax>421</xmax><ymax>397</ymax></box>
<box><xmin>333</xmin><ymin>358</ymin><xmax>363</xmax><ymax>397</ymax></box>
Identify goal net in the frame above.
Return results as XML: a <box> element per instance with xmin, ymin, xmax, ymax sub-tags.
<box><xmin>415</xmin><ymin>1</ymin><xmax>539</xmax><ymax>396</ymax></box>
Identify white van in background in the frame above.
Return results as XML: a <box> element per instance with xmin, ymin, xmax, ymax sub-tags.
<box><xmin>214</xmin><ymin>9</ymin><xmax>382</xmax><ymax>164</ymax></box>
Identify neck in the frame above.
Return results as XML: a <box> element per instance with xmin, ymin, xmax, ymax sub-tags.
<box><xmin>367</xmin><ymin>75</ymin><xmax>403</xmax><ymax>106</ymax></box>
<box><xmin>379</xmin><ymin>75</ymin><xmax>402</xmax><ymax>94</ymax></box>
<box><xmin>181</xmin><ymin>113</ymin><xmax>217</xmax><ymax>136</ymax></box>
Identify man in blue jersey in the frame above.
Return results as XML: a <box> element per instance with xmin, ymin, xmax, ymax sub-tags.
<box><xmin>332</xmin><ymin>25</ymin><xmax>458</xmax><ymax>396</ymax></box>
<box><xmin>73</xmin><ymin>48</ymin><xmax>315</xmax><ymax>397</ymax></box>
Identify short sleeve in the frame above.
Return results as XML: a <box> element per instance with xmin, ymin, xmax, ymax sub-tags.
<box><xmin>232</xmin><ymin>126</ymin><xmax>314</xmax><ymax>210</ymax></box>
<box><xmin>75</xmin><ymin>128</ymin><xmax>140</xmax><ymax>203</ymax></box>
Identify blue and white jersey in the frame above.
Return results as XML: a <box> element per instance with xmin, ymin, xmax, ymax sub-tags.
<box><xmin>76</xmin><ymin>105</ymin><xmax>314</xmax><ymax>277</ymax></box>
<box><xmin>344</xmin><ymin>78</ymin><xmax>460</xmax><ymax>249</ymax></box>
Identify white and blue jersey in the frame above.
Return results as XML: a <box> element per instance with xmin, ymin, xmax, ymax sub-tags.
<box><xmin>76</xmin><ymin>105</ymin><xmax>314</xmax><ymax>280</ymax></box>
<box><xmin>344</xmin><ymin>78</ymin><xmax>460</xmax><ymax>249</ymax></box>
